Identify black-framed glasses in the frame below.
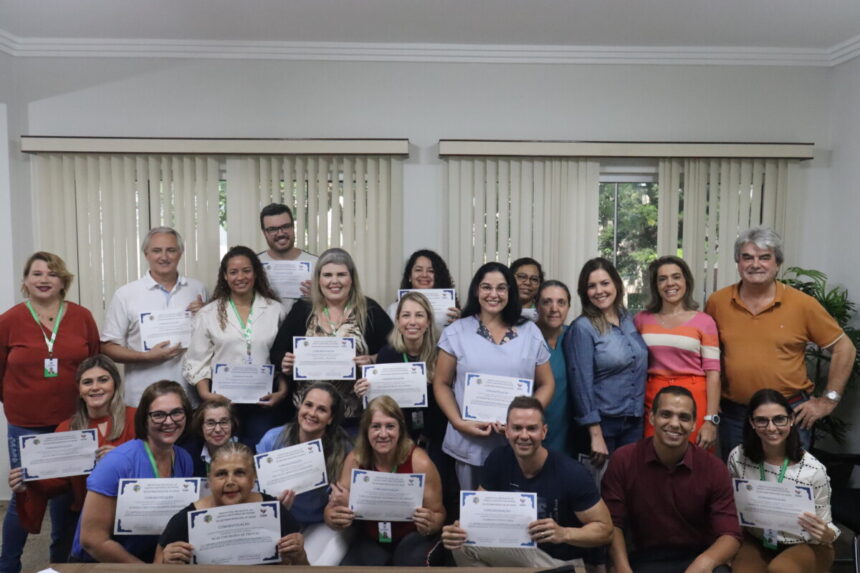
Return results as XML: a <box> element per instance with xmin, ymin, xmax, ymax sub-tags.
<box><xmin>514</xmin><ymin>273</ymin><xmax>540</xmax><ymax>285</ymax></box>
<box><xmin>751</xmin><ymin>415</ymin><xmax>791</xmax><ymax>429</ymax></box>
<box><xmin>203</xmin><ymin>419</ymin><xmax>232</xmax><ymax>430</ymax></box>
<box><xmin>264</xmin><ymin>223</ymin><xmax>294</xmax><ymax>235</ymax></box>
<box><xmin>148</xmin><ymin>408</ymin><xmax>187</xmax><ymax>424</ymax></box>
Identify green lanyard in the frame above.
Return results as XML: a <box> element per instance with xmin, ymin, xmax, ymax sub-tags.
<box><xmin>323</xmin><ymin>305</ymin><xmax>349</xmax><ymax>335</ymax></box>
<box><xmin>759</xmin><ymin>458</ymin><xmax>789</xmax><ymax>483</ymax></box>
<box><xmin>143</xmin><ymin>441</ymin><xmax>173</xmax><ymax>478</ymax></box>
<box><xmin>229</xmin><ymin>297</ymin><xmax>254</xmax><ymax>356</ymax></box>
<box><xmin>25</xmin><ymin>301</ymin><xmax>66</xmax><ymax>356</ymax></box>
<box><xmin>402</xmin><ymin>353</ymin><xmax>410</xmax><ymax>363</ymax></box>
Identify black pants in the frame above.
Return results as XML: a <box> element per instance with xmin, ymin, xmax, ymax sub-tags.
<box><xmin>630</xmin><ymin>546</ymin><xmax>732</xmax><ymax>573</ymax></box>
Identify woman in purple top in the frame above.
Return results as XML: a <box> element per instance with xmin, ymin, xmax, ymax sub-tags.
<box><xmin>432</xmin><ymin>262</ymin><xmax>554</xmax><ymax>490</ymax></box>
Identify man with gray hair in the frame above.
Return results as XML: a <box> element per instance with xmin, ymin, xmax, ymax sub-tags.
<box><xmin>705</xmin><ymin>226</ymin><xmax>855</xmax><ymax>456</ymax></box>
<box><xmin>101</xmin><ymin>227</ymin><xmax>208</xmax><ymax>405</ymax></box>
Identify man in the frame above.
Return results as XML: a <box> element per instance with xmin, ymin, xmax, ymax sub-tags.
<box><xmin>441</xmin><ymin>396</ymin><xmax>613</xmax><ymax>571</ymax></box>
<box><xmin>101</xmin><ymin>227</ymin><xmax>207</xmax><ymax>406</ymax></box>
<box><xmin>705</xmin><ymin>226</ymin><xmax>855</xmax><ymax>454</ymax></box>
<box><xmin>257</xmin><ymin>203</ymin><xmax>318</xmax><ymax>314</ymax></box>
<box><xmin>601</xmin><ymin>386</ymin><xmax>741</xmax><ymax>573</ymax></box>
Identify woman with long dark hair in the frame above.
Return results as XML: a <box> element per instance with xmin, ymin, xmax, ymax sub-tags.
<box><xmin>728</xmin><ymin>389</ymin><xmax>838</xmax><ymax>572</ymax></box>
<box><xmin>184</xmin><ymin>246</ymin><xmax>286</xmax><ymax>447</ymax></box>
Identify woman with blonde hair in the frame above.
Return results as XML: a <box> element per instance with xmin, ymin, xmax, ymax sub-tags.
<box><xmin>1</xmin><ymin>251</ymin><xmax>100</xmax><ymax>569</ymax></box>
<box><xmin>273</xmin><ymin>247</ymin><xmax>393</xmax><ymax>426</ymax></box>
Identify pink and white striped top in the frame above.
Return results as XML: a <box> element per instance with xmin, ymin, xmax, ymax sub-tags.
<box><xmin>634</xmin><ymin>311</ymin><xmax>720</xmax><ymax>377</ymax></box>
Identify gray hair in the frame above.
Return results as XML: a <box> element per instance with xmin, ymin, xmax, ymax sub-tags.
<box><xmin>141</xmin><ymin>227</ymin><xmax>184</xmax><ymax>254</ymax></box>
<box><xmin>734</xmin><ymin>226</ymin><xmax>783</xmax><ymax>266</ymax></box>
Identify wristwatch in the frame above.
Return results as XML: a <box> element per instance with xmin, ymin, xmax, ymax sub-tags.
<box><xmin>823</xmin><ymin>390</ymin><xmax>842</xmax><ymax>403</ymax></box>
<box><xmin>704</xmin><ymin>414</ymin><xmax>720</xmax><ymax>425</ymax></box>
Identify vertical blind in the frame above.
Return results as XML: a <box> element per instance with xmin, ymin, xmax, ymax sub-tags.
<box><xmin>445</xmin><ymin>157</ymin><xmax>600</xmax><ymax>311</ymax></box>
<box><xmin>657</xmin><ymin>158</ymin><xmax>795</xmax><ymax>302</ymax></box>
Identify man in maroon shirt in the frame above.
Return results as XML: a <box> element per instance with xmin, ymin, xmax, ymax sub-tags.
<box><xmin>601</xmin><ymin>386</ymin><xmax>741</xmax><ymax>573</ymax></box>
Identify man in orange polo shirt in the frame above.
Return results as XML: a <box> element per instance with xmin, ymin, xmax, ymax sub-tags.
<box><xmin>705</xmin><ymin>226</ymin><xmax>855</xmax><ymax>458</ymax></box>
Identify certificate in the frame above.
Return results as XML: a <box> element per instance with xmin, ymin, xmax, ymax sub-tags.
<box><xmin>732</xmin><ymin>478</ymin><xmax>816</xmax><ymax>536</ymax></box>
<box><xmin>139</xmin><ymin>310</ymin><xmax>193</xmax><ymax>351</ymax></box>
<box><xmin>19</xmin><ymin>430</ymin><xmax>98</xmax><ymax>481</ymax></box>
<box><xmin>262</xmin><ymin>260</ymin><xmax>313</xmax><ymax>301</ymax></box>
<box><xmin>361</xmin><ymin>362</ymin><xmax>428</xmax><ymax>408</ymax></box>
<box><xmin>254</xmin><ymin>439</ymin><xmax>328</xmax><ymax>496</ymax></box>
<box><xmin>115</xmin><ymin>478</ymin><xmax>202</xmax><ymax>535</ymax></box>
<box><xmin>397</xmin><ymin>288</ymin><xmax>456</xmax><ymax>327</ymax></box>
<box><xmin>348</xmin><ymin>469</ymin><xmax>424</xmax><ymax>522</ymax></box>
<box><xmin>461</xmin><ymin>373</ymin><xmax>534</xmax><ymax>423</ymax></box>
<box><xmin>460</xmin><ymin>490</ymin><xmax>537</xmax><ymax>548</ymax></box>
<box><xmin>189</xmin><ymin>501</ymin><xmax>282</xmax><ymax>565</ymax></box>
<box><xmin>293</xmin><ymin>337</ymin><xmax>356</xmax><ymax>381</ymax></box>
<box><xmin>211</xmin><ymin>363</ymin><xmax>275</xmax><ymax>404</ymax></box>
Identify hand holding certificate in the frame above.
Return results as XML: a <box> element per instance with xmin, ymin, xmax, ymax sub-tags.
<box><xmin>115</xmin><ymin>478</ymin><xmax>202</xmax><ymax>535</ymax></box>
<box><xmin>255</xmin><ymin>439</ymin><xmax>328</xmax><ymax>496</ymax></box>
<box><xmin>461</xmin><ymin>373</ymin><xmax>534</xmax><ymax>424</ymax></box>
<box><xmin>293</xmin><ymin>337</ymin><xmax>356</xmax><ymax>380</ymax></box>
<box><xmin>139</xmin><ymin>310</ymin><xmax>193</xmax><ymax>351</ymax></box>
<box><xmin>189</xmin><ymin>501</ymin><xmax>283</xmax><ymax>565</ymax></box>
<box><xmin>361</xmin><ymin>362</ymin><xmax>428</xmax><ymax>408</ymax></box>
<box><xmin>732</xmin><ymin>478</ymin><xmax>816</xmax><ymax>536</ymax></box>
<box><xmin>459</xmin><ymin>490</ymin><xmax>537</xmax><ymax>547</ymax></box>
<box><xmin>348</xmin><ymin>469</ymin><xmax>425</xmax><ymax>522</ymax></box>
<box><xmin>20</xmin><ymin>430</ymin><xmax>98</xmax><ymax>481</ymax></box>
<box><xmin>262</xmin><ymin>260</ymin><xmax>313</xmax><ymax>301</ymax></box>
<box><xmin>211</xmin><ymin>363</ymin><xmax>275</xmax><ymax>404</ymax></box>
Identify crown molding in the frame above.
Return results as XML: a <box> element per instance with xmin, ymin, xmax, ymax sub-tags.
<box><xmin>0</xmin><ymin>28</ymin><xmax>857</xmax><ymax>67</ymax></box>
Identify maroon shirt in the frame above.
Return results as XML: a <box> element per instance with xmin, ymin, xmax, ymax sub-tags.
<box><xmin>601</xmin><ymin>437</ymin><xmax>741</xmax><ymax>550</ymax></box>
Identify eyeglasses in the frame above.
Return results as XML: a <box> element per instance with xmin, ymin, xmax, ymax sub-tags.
<box><xmin>515</xmin><ymin>273</ymin><xmax>541</xmax><ymax>285</ymax></box>
<box><xmin>751</xmin><ymin>415</ymin><xmax>791</xmax><ymax>428</ymax></box>
<box><xmin>479</xmin><ymin>283</ymin><xmax>509</xmax><ymax>294</ymax></box>
<box><xmin>203</xmin><ymin>419</ymin><xmax>232</xmax><ymax>430</ymax></box>
<box><xmin>148</xmin><ymin>408</ymin><xmax>187</xmax><ymax>424</ymax></box>
<box><xmin>264</xmin><ymin>223</ymin><xmax>294</xmax><ymax>235</ymax></box>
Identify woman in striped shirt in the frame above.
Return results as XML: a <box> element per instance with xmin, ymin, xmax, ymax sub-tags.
<box><xmin>634</xmin><ymin>256</ymin><xmax>721</xmax><ymax>449</ymax></box>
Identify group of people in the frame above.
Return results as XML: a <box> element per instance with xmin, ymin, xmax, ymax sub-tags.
<box><xmin>0</xmin><ymin>201</ymin><xmax>854</xmax><ymax>573</ymax></box>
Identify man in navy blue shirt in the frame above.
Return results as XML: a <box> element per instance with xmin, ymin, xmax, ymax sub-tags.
<box><xmin>441</xmin><ymin>396</ymin><xmax>613</xmax><ymax>569</ymax></box>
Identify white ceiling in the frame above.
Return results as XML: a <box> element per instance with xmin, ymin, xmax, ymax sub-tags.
<box><xmin>1</xmin><ymin>0</ymin><xmax>859</xmax><ymax>65</ymax></box>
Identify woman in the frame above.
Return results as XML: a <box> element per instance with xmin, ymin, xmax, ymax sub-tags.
<box><xmin>8</xmin><ymin>355</ymin><xmax>137</xmax><ymax>562</ymax></box>
<box><xmin>185</xmin><ymin>398</ymin><xmax>238</xmax><ymax>477</ymax></box>
<box><xmin>535</xmin><ymin>280</ymin><xmax>572</xmax><ymax>454</ymax></box>
<box><xmin>273</xmin><ymin>247</ymin><xmax>393</xmax><ymax>424</ymax></box>
<box><xmin>184</xmin><ymin>246</ymin><xmax>286</xmax><ymax>448</ymax></box>
<box><xmin>325</xmin><ymin>396</ymin><xmax>445</xmax><ymax>566</ymax></box>
<box><xmin>155</xmin><ymin>442</ymin><xmax>308</xmax><ymax>566</ymax></box>
<box><xmin>564</xmin><ymin>258</ymin><xmax>648</xmax><ymax>468</ymax></box>
<box><xmin>511</xmin><ymin>257</ymin><xmax>544</xmax><ymax>322</ymax></box>
<box><xmin>256</xmin><ymin>382</ymin><xmax>353</xmax><ymax>566</ymax></box>
<box><xmin>634</xmin><ymin>256</ymin><xmax>721</xmax><ymax>449</ymax></box>
<box><xmin>728</xmin><ymin>390</ymin><xmax>839</xmax><ymax>573</ymax></box>
<box><xmin>433</xmin><ymin>262</ymin><xmax>554</xmax><ymax>490</ymax></box>
<box><xmin>386</xmin><ymin>250</ymin><xmax>460</xmax><ymax>327</ymax></box>
<box><xmin>0</xmin><ymin>251</ymin><xmax>100</xmax><ymax>570</ymax></box>
<box><xmin>70</xmin><ymin>380</ymin><xmax>194</xmax><ymax>563</ymax></box>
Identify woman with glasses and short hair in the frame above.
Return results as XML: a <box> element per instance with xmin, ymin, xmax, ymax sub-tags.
<box><xmin>186</xmin><ymin>398</ymin><xmax>238</xmax><ymax>477</ymax></box>
<box><xmin>727</xmin><ymin>389</ymin><xmax>839</xmax><ymax>573</ymax></box>
<box><xmin>511</xmin><ymin>257</ymin><xmax>544</xmax><ymax>322</ymax></box>
<box><xmin>69</xmin><ymin>380</ymin><xmax>194</xmax><ymax>563</ymax></box>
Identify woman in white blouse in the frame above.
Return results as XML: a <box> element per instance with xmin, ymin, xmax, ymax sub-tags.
<box><xmin>183</xmin><ymin>246</ymin><xmax>286</xmax><ymax>447</ymax></box>
<box><xmin>727</xmin><ymin>389</ymin><xmax>838</xmax><ymax>573</ymax></box>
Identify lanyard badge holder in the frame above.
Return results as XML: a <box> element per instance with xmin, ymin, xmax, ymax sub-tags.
<box><xmin>26</xmin><ymin>301</ymin><xmax>65</xmax><ymax>378</ymax></box>
<box><xmin>760</xmin><ymin>458</ymin><xmax>790</xmax><ymax>550</ymax></box>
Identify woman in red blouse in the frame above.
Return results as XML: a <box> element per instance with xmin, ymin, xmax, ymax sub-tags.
<box><xmin>0</xmin><ymin>252</ymin><xmax>100</xmax><ymax>569</ymax></box>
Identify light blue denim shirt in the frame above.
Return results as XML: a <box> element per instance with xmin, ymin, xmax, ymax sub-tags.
<box><xmin>563</xmin><ymin>312</ymin><xmax>648</xmax><ymax>426</ymax></box>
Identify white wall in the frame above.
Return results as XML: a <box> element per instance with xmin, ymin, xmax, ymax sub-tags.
<box><xmin>2</xmin><ymin>55</ymin><xmax>859</xmax><ymax>496</ymax></box>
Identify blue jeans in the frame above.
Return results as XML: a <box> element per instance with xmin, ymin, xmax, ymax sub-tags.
<box><xmin>600</xmin><ymin>416</ymin><xmax>644</xmax><ymax>453</ymax></box>
<box><xmin>2</xmin><ymin>424</ymin><xmax>75</xmax><ymax>573</ymax></box>
<box><xmin>719</xmin><ymin>398</ymin><xmax>812</xmax><ymax>462</ymax></box>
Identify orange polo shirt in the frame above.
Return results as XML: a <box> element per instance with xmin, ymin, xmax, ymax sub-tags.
<box><xmin>704</xmin><ymin>281</ymin><xmax>844</xmax><ymax>405</ymax></box>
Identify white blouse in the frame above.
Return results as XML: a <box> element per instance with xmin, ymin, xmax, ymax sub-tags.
<box><xmin>183</xmin><ymin>296</ymin><xmax>285</xmax><ymax>385</ymax></box>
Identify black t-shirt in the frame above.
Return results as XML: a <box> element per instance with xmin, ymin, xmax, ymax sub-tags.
<box><xmin>480</xmin><ymin>445</ymin><xmax>601</xmax><ymax>562</ymax></box>
<box><xmin>158</xmin><ymin>492</ymin><xmax>301</xmax><ymax>557</ymax></box>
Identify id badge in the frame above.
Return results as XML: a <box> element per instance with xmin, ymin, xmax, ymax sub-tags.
<box><xmin>378</xmin><ymin>521</ymin><xmax>392</xmax><ymax>543</ymax></box>
<box><xmin>245</xmin><ymin>353</ymin><xmax>254</xmax><ymax>365</ymax></box>
<box><xmin>762</xmin><ymin>528</ymin><xmax>778</xmax><ymax>550</ymax></box>
<box><xmin>411</xmin><ymin>410</ymin><xmax>424</xmax><ymax>430</ymax></box>
<box><xmin>44</xmin><ymin>358</ymin><xmax>59</xmax><ymax>378</ymax></box>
